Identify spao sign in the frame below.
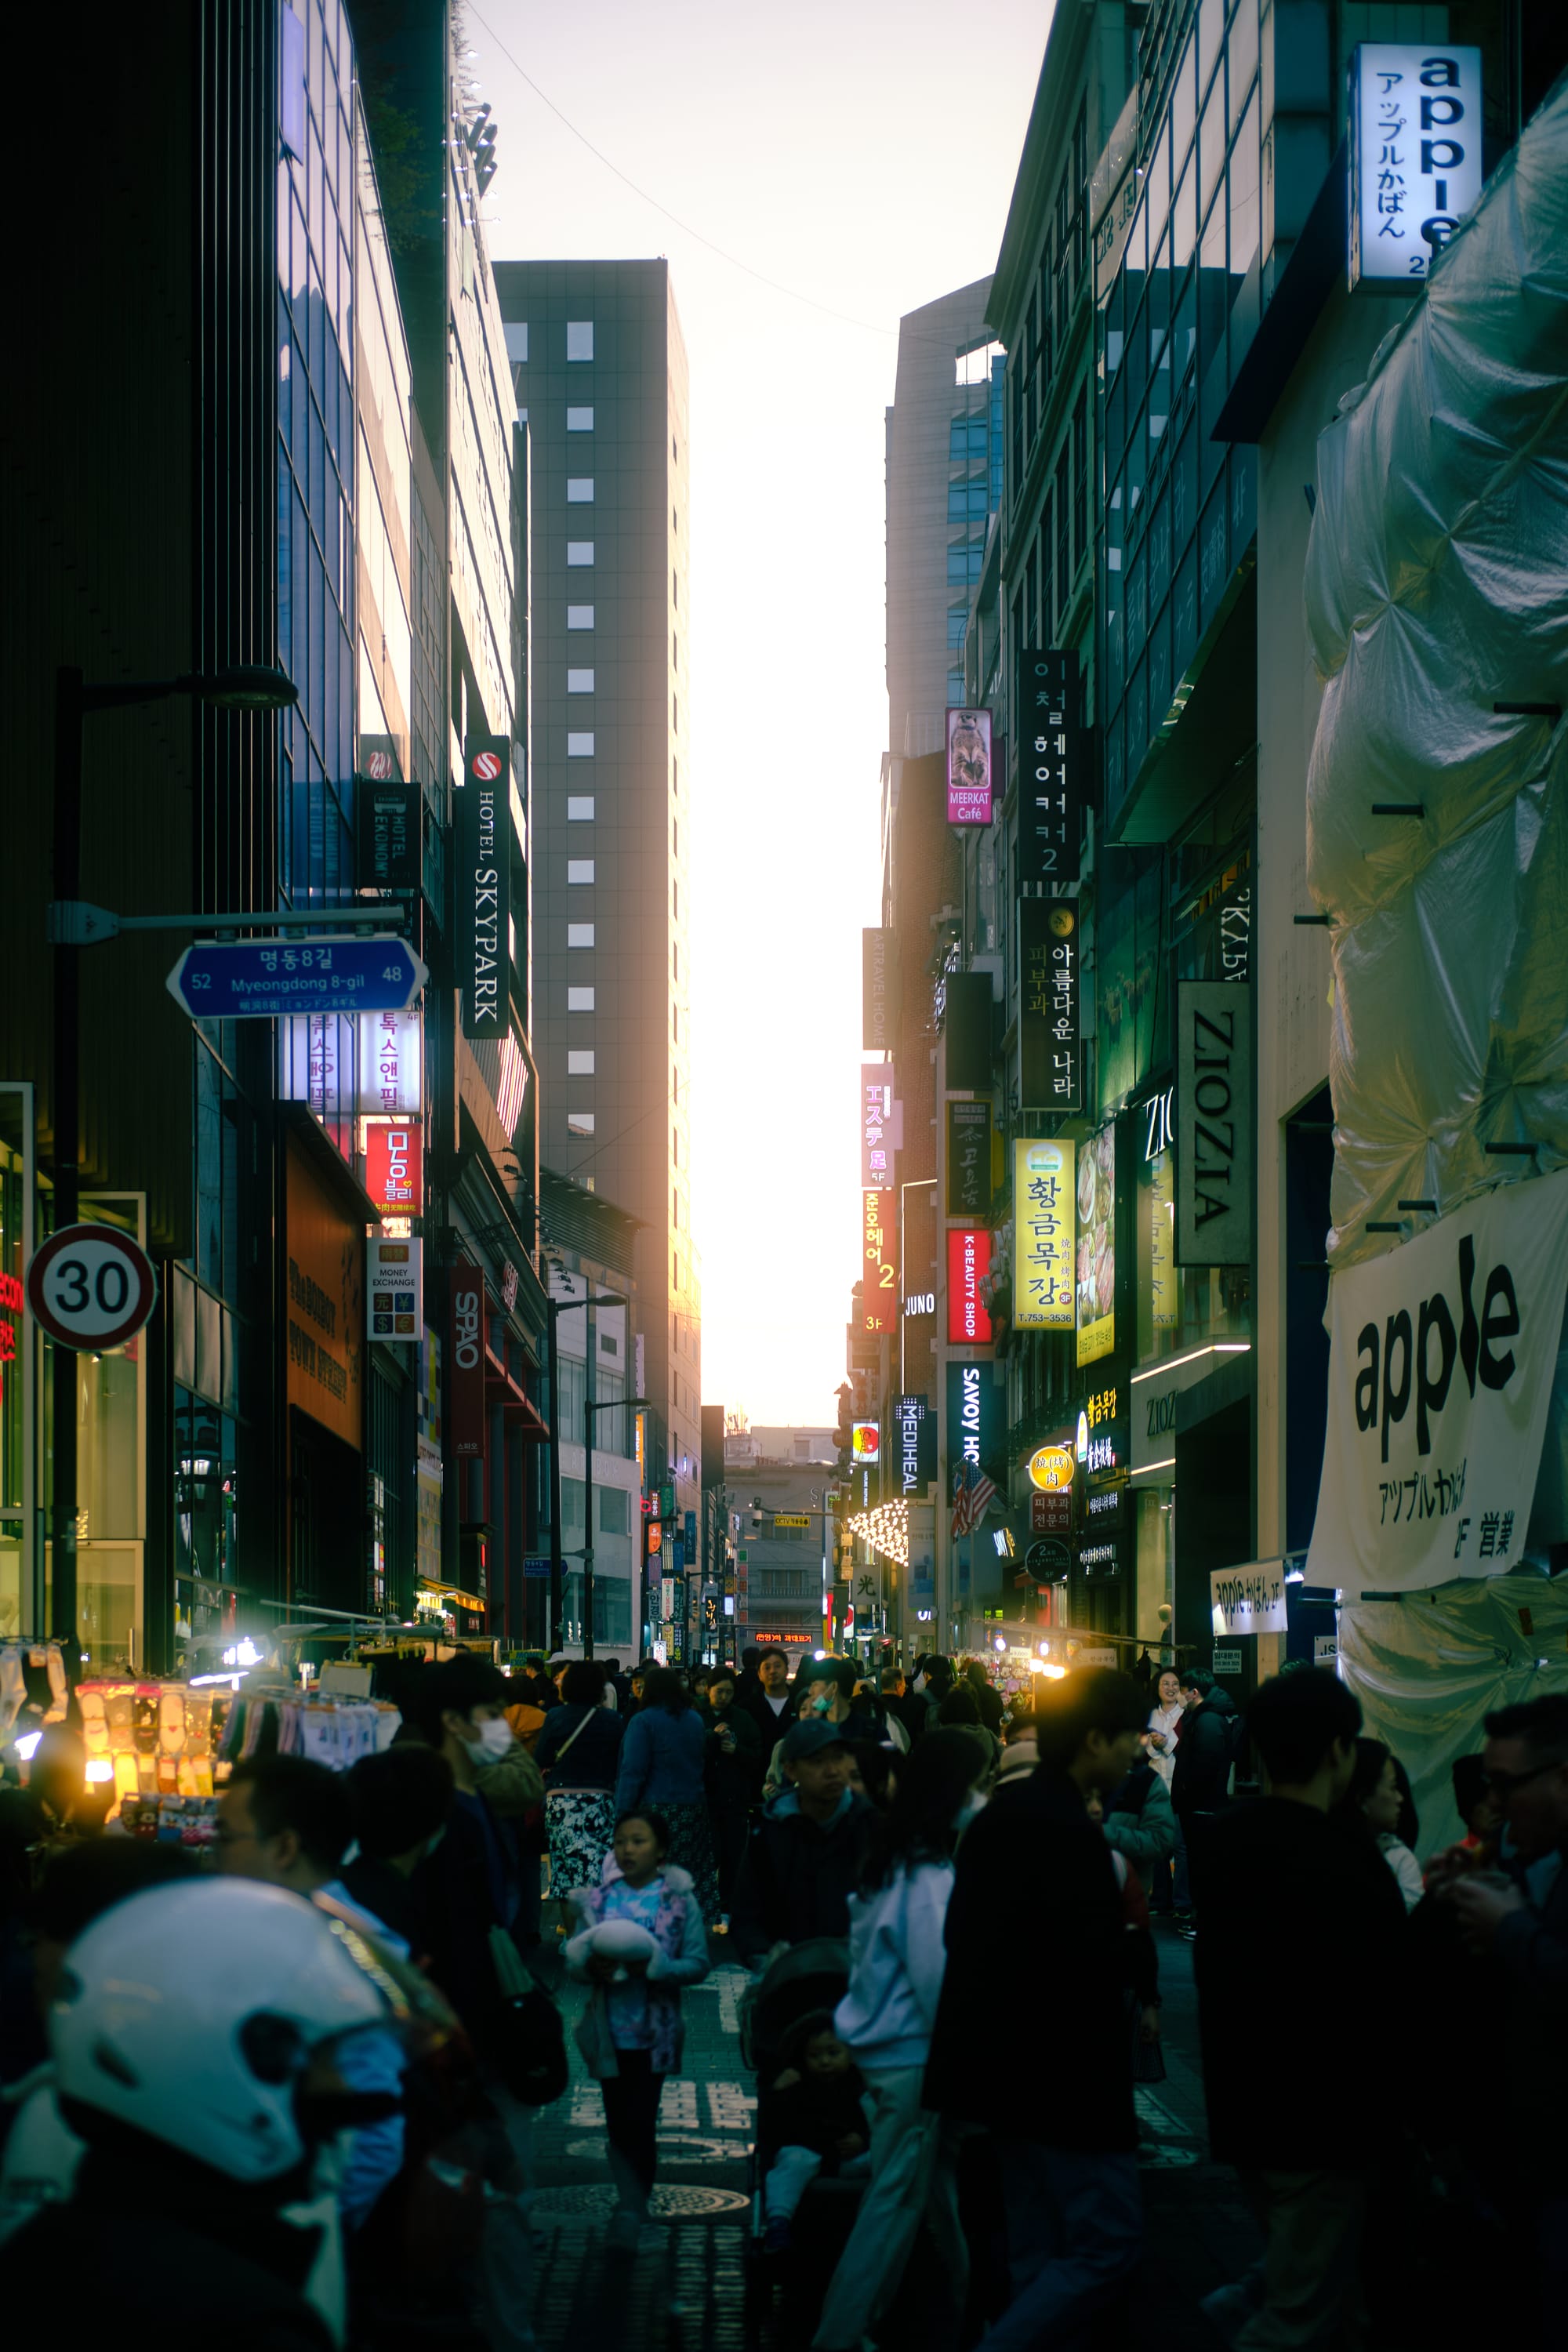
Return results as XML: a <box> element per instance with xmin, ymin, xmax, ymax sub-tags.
<box><xmin>1349</xmin><ymin>45</ymin><xmax>1483</xmax><ymax>291</ymax></box>
<box><xmin>1308</xmin><ymin>1171</ymin><xmax>1568</xmax><ymax>1597</ymax></box>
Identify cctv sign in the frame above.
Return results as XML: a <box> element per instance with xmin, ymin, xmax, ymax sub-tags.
<box><xmin>1349</xmin><ymin>45</ymin><xmax>1483</xmax><ymax>291</ymax></box>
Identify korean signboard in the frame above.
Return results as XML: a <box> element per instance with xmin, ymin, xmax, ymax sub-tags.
<box><xmin>456</xmin><ymin>735</ymin><xmax>511</xmax><ymax>1040</ymax></box>
<box><xmin>946</xmin><ymin>1100</ymin><xmax>992</xmax><ymax>1219</ymax></box>
<box><xmin>1176</xmin><ymin>980</ymin><xmax>1253</xmax><ymax>1267</ymax></box>
<box><xmin>1076</xmin><ymin>1124</ymin><xmax>1116</xmax><ymax>1367</ymax></box>
<box><xmin>1014</xmin><ymin>1138</ymin><xmax>1075</xmax><ymax>1330</ymax></box>
<box><xmin>860</xmin><ymin>1065</ymin><xmax>893</xmax><ymax>1191</ymax></box>
<box><xmin>368</xmin><ymin>1237</ymin><xmax>423</xmax><ymax>1342</ymax></box>
<box><xmin>1018</xmin><ymin>650</ymin><xmax>1082</xmax><ymax>885</ymax></box>
<box><xmin>1019</xmin><ymin>898</ymin><xmax>1080</xmax><ymax>1112</ymax></box>
<box><xmin>862</xmin><ymin>928</ymin><xmax>898</xmax><ymax>1051</ymax></box>
<box><xmin>1307</xmin><ymin>1171</ymin><xmax>1568</xmax><ymax>1598</ymax></box>
<box><xmin>947</xmin><ymin>1228</ymin><xmax>993</xmax><ymax>1345</ymax></box>
<box><xmin>1076</xmin><ymin>1382</ymin><xmax>1127</xmax><ymax>1478</ymax></box>
<box><xmin>364</xmin><ymin>1121</ymin><xmax>423</xmax><ymax>1216</ymax></box>
<box><xmin>357</xmin><ymin>1008</ymin><xmax>422</xmax><ymax>1120</ymax></box>
<box><xmin>1031</xmin><ymin>1487</ymin><xmax>1072</xmax><ymax>1534</ymax></box>
<box><xmin>1349</xmin><ymin>45</ymin><xmax>1483</xmax><ymax>292</ymax></box>
<box><xmin>897</xmin><ymin>1393</ymin><xmax>937</xmax><ymax>1497</ymax></box>
<box><xmin>449</xmin><ymin>1258</ymin><xmax>486</xmax><ymax>1458</ymax></box>
<box><xmin>862</xmin><ymin>1189</ymin><xmax>896</xmax><ymax>1334</ymax></box>
<box><xmin>946</xmin><ymin>707</ymin><xmax>993</xmax><ymax>826</ymax></box>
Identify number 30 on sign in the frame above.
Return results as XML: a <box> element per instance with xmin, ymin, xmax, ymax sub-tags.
<box><xmin>26</xmin><ymin>1224</ymin><xmax>159</xmax><ymax>1352</ymax></box>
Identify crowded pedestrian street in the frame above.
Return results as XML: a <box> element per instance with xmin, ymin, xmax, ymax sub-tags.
<box><xmin>6</xmin><ymin>0</ymin><xmax>1568</xmax><ymax>2345</ymax></box>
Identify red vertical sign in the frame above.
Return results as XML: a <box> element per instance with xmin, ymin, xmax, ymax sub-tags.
<box><xmin>450</xmin><ymin>1258</ymin><xmax>486</xmax><ymax>1458</ymax></box>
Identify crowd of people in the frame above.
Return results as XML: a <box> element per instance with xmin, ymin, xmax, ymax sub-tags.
<box><xmin>1</xmin><ymin>1640</ymin><xmax>1565</xmax><ymax>2351</ymax></box>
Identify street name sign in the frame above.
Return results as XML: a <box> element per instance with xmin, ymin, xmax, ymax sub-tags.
<box><xmin>27</xmin><ymin>1224</ymin><xmax>158</xmax><ymax>1352</ymax></box>
<box><xmin>167</xmin><ymin>935</ymin><xmax>426</xmax><ymax>1018</ymax></box>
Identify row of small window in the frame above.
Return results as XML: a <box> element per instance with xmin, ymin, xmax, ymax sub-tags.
<box><xmin>503</xmin><ymin>323</ymin><xmax>596</xmax><ymax>364</ymax></box>
<box><xmin>947</xmin><ymin>545</ymin><xmax>985</xmax><ymax>586</ymax></box>
<box><xmin>947</xmin><ymin>480</ymin><xmax>992</xmax><ymax>521</ymax></box>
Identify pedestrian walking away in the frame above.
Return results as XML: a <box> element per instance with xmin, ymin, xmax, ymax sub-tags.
<box><xmin>615</xmin><ymin>1665</ymin><xmax>723</xmax><ymax>1923</ymax></box>
<box><xmin>563</xmin><ymin>1808</ymin><xmax>712</xmax><ymax>2249</ymax></box>
<box><xmin>811</xmin><ymin>1727</ymin><xmax>984</xmax><ymax>2352</ymax></box>
<box><xmin>535</xmin><ymin>1659</ymin><xmax>625</xmax><ymax>1917</ymax></box>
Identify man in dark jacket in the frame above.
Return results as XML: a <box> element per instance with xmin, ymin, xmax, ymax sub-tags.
<box><xmin>736</xmin><ymin>1646</ymin><xmax>796</xmax><ymax>1751</ymax></box>
<box><xmin>1171</xmin><ymin>1668</ymin><xmax>1239</xmax><ymax>1920</ymax></box>
<box><xmin>1195</xmin><ymin>1668</ymin><xmax>1406</xmax><ymax>2347</ymax></box>
<box><xmin>925</xmin><ymin>1668</ymin><xmax>1148</xmax><ymax>2349</ymax></box>
<box><xmin>730</xmin><ymin>1722</ymin><xmax>872</xmax><ymax>1963</ymax></box>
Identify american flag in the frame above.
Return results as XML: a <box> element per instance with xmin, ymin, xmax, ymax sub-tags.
<box><xmin>949</xmin><ymin>1461</ymin><xmax>998</xmax><ymax>1538</ymax></box>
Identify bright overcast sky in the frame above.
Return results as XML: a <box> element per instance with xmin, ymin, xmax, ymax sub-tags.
<box><xmin>469</xmin><ymin>0</ymin><xmax>1049</xmax><ymax>1425</ymax></box>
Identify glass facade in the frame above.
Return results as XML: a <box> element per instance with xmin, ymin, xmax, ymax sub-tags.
<box><xmin>1100</xmin><ymin>0</ymin><xmax>1260</xmax><ymax>833</ymax></box>
<box><xmin>946</xmin><ymin>357</ymin><xmax>1005</xmax><ymax>704</ymax></box>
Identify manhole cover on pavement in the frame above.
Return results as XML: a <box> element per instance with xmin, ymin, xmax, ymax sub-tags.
<box><xmin>533</xmin><ymin>2184</ymin><xmax>750</xmax><ymax>2221</ymax></box>
<box><xmin>565</xmin><ymin>2133</ymin><xmax>741</xmax><ymax>2163</ymax></box>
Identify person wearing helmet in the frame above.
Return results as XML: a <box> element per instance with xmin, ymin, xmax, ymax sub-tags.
<box><xmin>8</xmin><ymin>1878</ymin><xmax>407</xmax><ymax>2346</ymax></box>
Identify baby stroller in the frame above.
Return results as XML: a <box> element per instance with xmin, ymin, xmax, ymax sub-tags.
<box><xmin>740</xmin><ymin>1939</ymin><xmax>865</xmax><ymax>2339</ymax></box>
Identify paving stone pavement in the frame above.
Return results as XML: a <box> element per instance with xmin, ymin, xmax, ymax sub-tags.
<box><xmin>522</xmin><ymin>1924</ymin><xmax>1260</xmax><ymax>2352</ymax></box>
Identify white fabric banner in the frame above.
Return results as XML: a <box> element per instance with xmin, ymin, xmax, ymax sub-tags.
<box><xmin>1308</xmin><ymin>1171</ymin><xmax>1568</xmax><ymax>1597</ymax></box>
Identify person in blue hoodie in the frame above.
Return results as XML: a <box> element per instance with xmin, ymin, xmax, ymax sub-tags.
<box><xmin>614</xmin><ymin>1668</ymin><xmax>721</xmax><ymax>1923</ymax></box>
<box><xmin>810</xmin><ymin>1729</ymin><xmax>986</xmax><ymax>2352</ymax></box>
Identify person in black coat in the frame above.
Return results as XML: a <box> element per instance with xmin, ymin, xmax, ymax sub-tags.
<box><xmin>1171</xmin><ymin>1669</ymin><xmax>1239</xmax><ymax>1918</ymax></box>
<box><xmin>730</xmin><ymin>1722</ymin><xmax>873</xmax><ymax>1964</ymax></box>
<box><xmin>1194</xmin><ymin>1668</ymin><xmax>1407</xmax><ymax>2346</ymax></box>
<box><xmin>924</xmin><ymin>1668</ymin><xmax>1149</xmax><ymax>2347</ymax></box>
<box><xmin>736</xmin><ymin>1646</ymin><xmax>797</xmax><ymax>1753</ymax></box>
<box><xmin>963</xmin><ymin>1659</ymin><xmax>1006</xmax><ymax>1735</ymax></box>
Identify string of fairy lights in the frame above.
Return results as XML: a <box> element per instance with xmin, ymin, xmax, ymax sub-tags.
<box><xmin>845</xmin><ymin>1498</ymin><xmax>909</xmax><ymax>1568</ymax></box>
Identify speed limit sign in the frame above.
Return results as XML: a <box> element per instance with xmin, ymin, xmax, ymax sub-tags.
<box><xmin>26</xmin><ymin>1224</ymin><xmax>159</xmax><ymax>1352</ymax></box>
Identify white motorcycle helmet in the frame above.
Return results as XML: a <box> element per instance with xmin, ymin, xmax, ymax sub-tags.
<box><xmin>51</xmin><ymin>1878</ymin><xmax>397</xmax><ymax>2185</ymax></box>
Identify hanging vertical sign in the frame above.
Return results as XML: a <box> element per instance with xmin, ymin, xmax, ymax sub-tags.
<box><xmin>862</xmin><ymin>929</ymin><xmax>898</xmax><ymax>1050</ymax></box>
<box><xmin>364</xmin><ymin>1120</ymin><xmax>423</xmax><ymax>1214</ymax></box>
<box><xmin>1014</xmin><ymin>1138</ymin><xmax>1076</xmax><ymax>1329</ymax></box>
<box><xmin>1018</xmin><ymin>650</ymin><xmax>1082</xmax><ymax>884</ymax></box>
<box><xmin>1348</xmin><ymin>45</ymin><xmax>1483</xmax><ymax>292</ymax></box>
<box><xmin>456</xmin><ymin>736</ymin><xmax>510</xmax><ymax>1040</ymax></box>
<box><xmin>946</xmin><ymin>708</ymin><xmax>993</xmax><ymax>826</ymax></box>
<box><xmin>897</xmin><ymin>1394</ymin><xmax>937</xmax><ymax>1495</ymax></box>
<box><xmin>946</xmin><ymin>1229</ymin><xmax>994</xmax><ymax>1345</ymax></box>
<box><xmin>946</xmin><ymin>1099</ymin><xmax>993</xmax><ymax>1218</ymax></box>
<box><xmin>449</xmin><ymin>1258</ymin><xmax>487</xmax><ymax>1457</ymax></box>
<box><xmin>356</xmin><ymin>1007</ymin><xmax>423</xmax><ymax>1118</ymax></box>
<box><xmin>356</xmin><ymin>775</ymin><xmax>421</xmax><ymax>891</ymax></box>
<box><xmin>862</xmin><ymin>1189</ymin><xmax>897</xmax><ymax>1334</ymax></box>
<box><xmin>1018</xmin><ymin>898</ymin><xmax>1080</xmax><ymax>1112</ymax></box>
<box><xmin>1176</xmin><ymin>980</ymin><xmax>1253</xmax><ymax>1266</ymax></box>
<box><xmin>860</xmin><ymin>1065</ymin><xmax>893</xmax><ymax>1190</ymax></box>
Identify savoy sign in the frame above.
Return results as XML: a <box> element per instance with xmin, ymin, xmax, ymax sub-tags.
<box><xmin>1307</xmin><ymin>1171</ymin><xmax>1568</xmax><ymax>1598</ymax></box>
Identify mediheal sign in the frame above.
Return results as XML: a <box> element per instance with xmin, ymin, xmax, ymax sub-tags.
<box><xmin>1307</xmin><ymin>1172</ymin><xmax>1568</xmax><ymax>1597</ymax></box>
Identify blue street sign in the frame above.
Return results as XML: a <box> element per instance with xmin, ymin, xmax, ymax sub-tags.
<box><xmin>684</xmin><ymin>1508</ymin><xmax>696</xmax><ymax>1551</ymax></box>
<box><xmin>166</xmin><ymin>935</ymin><xmax>426</xmax><ymax>1019</ymax></box>
<box><xmin>522</xmin><ymin>1555</ymin><xmax>553</xmax><ymax>1579</ymax></box>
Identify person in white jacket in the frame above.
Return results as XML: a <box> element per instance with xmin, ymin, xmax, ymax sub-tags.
<box><xmin>811</xmin><ymin>1730</ymin><xmax>988</xmax><ymax>2352</ymax></box>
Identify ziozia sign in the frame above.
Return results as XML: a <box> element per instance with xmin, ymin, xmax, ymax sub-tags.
<box><xmin>1307</xmin><ymin>1172</ymin><xmax>1568</xmax><ymax>1598</ymax></box>
<box><xmin>1176</xmin><ymin>980</ymin><xmax>1252</xmax><ymax>1267</ymax></box>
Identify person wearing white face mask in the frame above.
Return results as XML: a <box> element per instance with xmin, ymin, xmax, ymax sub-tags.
<box><xmin>810</xmin><ymin>1731</ymin><xmax>982</xmax><ymax>2352</ymax></box>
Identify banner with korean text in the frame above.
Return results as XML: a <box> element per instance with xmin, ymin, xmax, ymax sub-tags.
<box><xmin>1014</xmin><ymin>1138</ymin><xmax>1075</xmax><ymax>1329</ymax></box>
<box><xmin>1307</xmin><ymin>1171</ymin><xmax>1568</xmax><ymax>1597</ymax></box>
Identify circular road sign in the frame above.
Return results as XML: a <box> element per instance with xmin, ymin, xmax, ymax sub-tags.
<box><xmin>27</xmin><ymin>1224</ymin><xmax>159</xmax><ymax>1353</ymax></box>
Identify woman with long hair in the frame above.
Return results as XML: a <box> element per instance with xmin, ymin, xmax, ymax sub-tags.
<box><xmin>1345</xmin><ymin>1736</ymin><xmax>1424</xmax><ymax>1911</ymax></box>
<box><xmin>810</xmin><ymin>1729</ymin><xmax>985</xmax><ymax>2352</ymax></box>
<box><xmin>614</xmin><ymin>1667</ymin><xmax>721</xmax><ymax>1925</ymax></box>
<box><xmin>534</xmin><ymin>1658</ymin><xmax>625</xmax><ymax>1910</ymax></box>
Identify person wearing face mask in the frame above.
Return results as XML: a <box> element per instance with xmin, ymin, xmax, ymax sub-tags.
<box><xmin>808</xmin><ymin>1730</ymin><xmax>983</xmax><ymax>2352</ymax></box>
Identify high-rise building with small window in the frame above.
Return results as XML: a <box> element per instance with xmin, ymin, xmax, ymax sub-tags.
<box><xmin>492</xmin><ymin>260</ymin><xmax>699</xmax><ymax>1516</ymax></box>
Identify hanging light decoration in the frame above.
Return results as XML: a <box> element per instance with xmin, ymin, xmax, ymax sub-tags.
<box><xmin>846</xmin><ymin>1498</ymin><xmax>909</xmax><ymax>1567</ymax></box>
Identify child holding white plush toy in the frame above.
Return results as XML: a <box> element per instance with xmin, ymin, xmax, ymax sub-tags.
<box><xmin>563</xmin><ymin>1808</ymin><xmax>711</xmax><ymax>2245</ymax></box>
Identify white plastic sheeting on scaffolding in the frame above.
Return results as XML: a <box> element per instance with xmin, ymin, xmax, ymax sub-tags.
<box><xmin>1338</xmin><ymin>1570</ymin><xmax>1568</xmax><ymax>1857</ymax></box>
<box><xmin>1304</xmin><ymin>80</ymin><xmax>1568</xmax><ymax>1270</ymax></box>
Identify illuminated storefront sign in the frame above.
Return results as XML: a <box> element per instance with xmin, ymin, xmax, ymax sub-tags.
<box><xmin>1026</xmin><ymin>1444</ymin><xmax>1075</xmax><ymax>1492</ymax></box>
<box><xmin>947</xmin><ymin>1228</ymin><xmax>993</xmax><ymax>1345</ymax></box>
<box><xmin>357</xmin><ymin>1007</ymin><xmax>422</xmax><ymax>1119</ymax></box>
<box><xmin>368</xmin><ymin>1237</ymin><xmax>423</xmax><ymax>1341</ymax></box>
<box><xmin>946</xmin><ymin>706</ymin><xmax>993</xmax><ymax>826</ymax></box>
<box><xmin>1076</xmin><ymin>1383</ymin><xmax>1126</xmax><ymax>1478</ymax></box>
<box><xmin>862</xmin><ymin>1189</ymin><xmax>896</xmax><ymax>1333</ymax></box>
<box><xmin>851</xmin><ymin>1421</ymin><xmax>881</xmax><ymax>1465</ymax></box>
<box><xmin>456</xmin><ymin>735</ymin><xmax>511</xmax><ymax>1040</ymax></box>
<box><xmin>1349</xmin><ymin>45</ymin><xmax>1483</xmax><ymax>291</ymax></box>
<box><xmin>365</xmin><ymin>1121</ymin><xmax>423</xmax><ymax>1214</ymax></box>
<box><xmin>1076</xmin><ymin>1123</ymin><xmax>1116</xmax><ymax>1366</ymax></box>
<box><xmin>860</xmin><ymin>1066</ymin><xmax>893</xmax><ymax>1191</ymax></box>
<box><xmin>1015</xmin><ymin>1138</ymin><xmax>1075</xmax><ymax>1329</ymax></box>
<box><xmin>1020</xmin><ymin>898</ymin><xmax>1081</xmax><ymax>1112</ymax></box>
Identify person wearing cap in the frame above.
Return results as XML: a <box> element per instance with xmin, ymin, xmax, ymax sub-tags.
<box><xmin>730</xmin><ymin>1719</ymin><xmax>873</xmax><ymax>1968</ymax></box>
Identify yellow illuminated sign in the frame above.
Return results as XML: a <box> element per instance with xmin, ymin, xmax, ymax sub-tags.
<box><xmin>1027</xmin><ymin>1444</ymin><xmax>1075</xmax><ymax>1492</ymax></box>
<box><xmin>1014</xmin><ymin>1138</ymin><xmax>1075</xmax><ymax>1329</ymax></box>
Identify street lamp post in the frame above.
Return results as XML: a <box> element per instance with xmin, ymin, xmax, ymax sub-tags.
<box><xmin>49</xmin><ymin>662</ymin><xmax>295</xmax><ymax>1657</ymax></box>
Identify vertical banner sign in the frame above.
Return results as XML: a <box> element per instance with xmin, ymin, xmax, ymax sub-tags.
<box><xmin>1076</xmin><ymin>1124</ymin><xmax>1118</xmax><ymax>1367</ymax></box>
<box><xmin>1348</xmin><ymin>46</ymin><xmax>1483</xmax><ymax>292</ymax></box>
<box><xmin>1014</xmin><ymin>1138</ymin><xmax>1076</xmax><ymax>1329</ymax></box>
<box><xmin>862</xmin><ymin>928</ymin><xmax>898</xmax><ymax>1050</ymax></box>
<box><xmin>1149</xmin><ymin>1151</ymin><xmax>1178</xmax><ymax>1328</ymax></box>
<box><xmin>897</xmin><ymin>1395</ymin><xmax>937</xmax><ymax>1495</ymax></box>
<box><xmin>862</xmin><ymin>1190</ymin><xmax>896</xmax><ymax>1333</ymax></box>
<box><xmin>356</xmin><ymin>1008</ymin><xmax>422</xmax><ymax>1118</ymax></box>
<box><xmin>449</xmin><ymin>1258</ymin><xmax>486</xmax><ymax>1457</ymax></box>
<box><xmin>946</xmin><ymin>1359</ymin><xmax>1003</xmax><ymax>1483</ymax></box>
<box><xmin>946</xmin><ymin>1229</ymin><xmax>993</xmax><ymax>1345</ymax></box>
<box><xmin>1018</xmin><ymin>898</ymin><xmax>1080</xmax><ymax>1112</ymax></box>
<box><xmin>1176</xmin><ymin>979</ymin><xmax>1253</xmax><ymax>1266</ymax></box>
<box><xmin>456</xmin><ymin>736</ymin><xmax>510</xmax><ymax>1040</ymax></box>
<box><xmin>364</xmin><ymin>1121</ymin><xmax>423</xmax><ymax>1214</ymax></box>
<box><xmin>356</xmin><ymin>776</ymin><xmax>421</xmax><ymax>891</ymax></box>
<box><xmin>368</xmin><ymin>1237</ymin><xmax>423</xmax><ymax>1341</ymax></box>
<box><xmin>946</xmin><ymin>708</ymin><xmax>993</xmax><ymax>826</ymax></box>
<box><xmin>1018</xmin><ymin>650</ymin><xmax>1082</xmax><ymax>884</ymax></box>
<box><xmin>860</xmin><ymin>1065</ymin><xmax>892</xmax><ymax>1190</ymax></box>
<box><xmin>946</xmin><ymin>1100</ymin><xmax>993</xmax><ymax>1219</ymax></box>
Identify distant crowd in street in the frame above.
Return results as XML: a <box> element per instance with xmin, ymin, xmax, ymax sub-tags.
<box><xmin>2</xmin><ymin>1635</ymin><xmax>1566</xmax><ymax>2352</ymax></box>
